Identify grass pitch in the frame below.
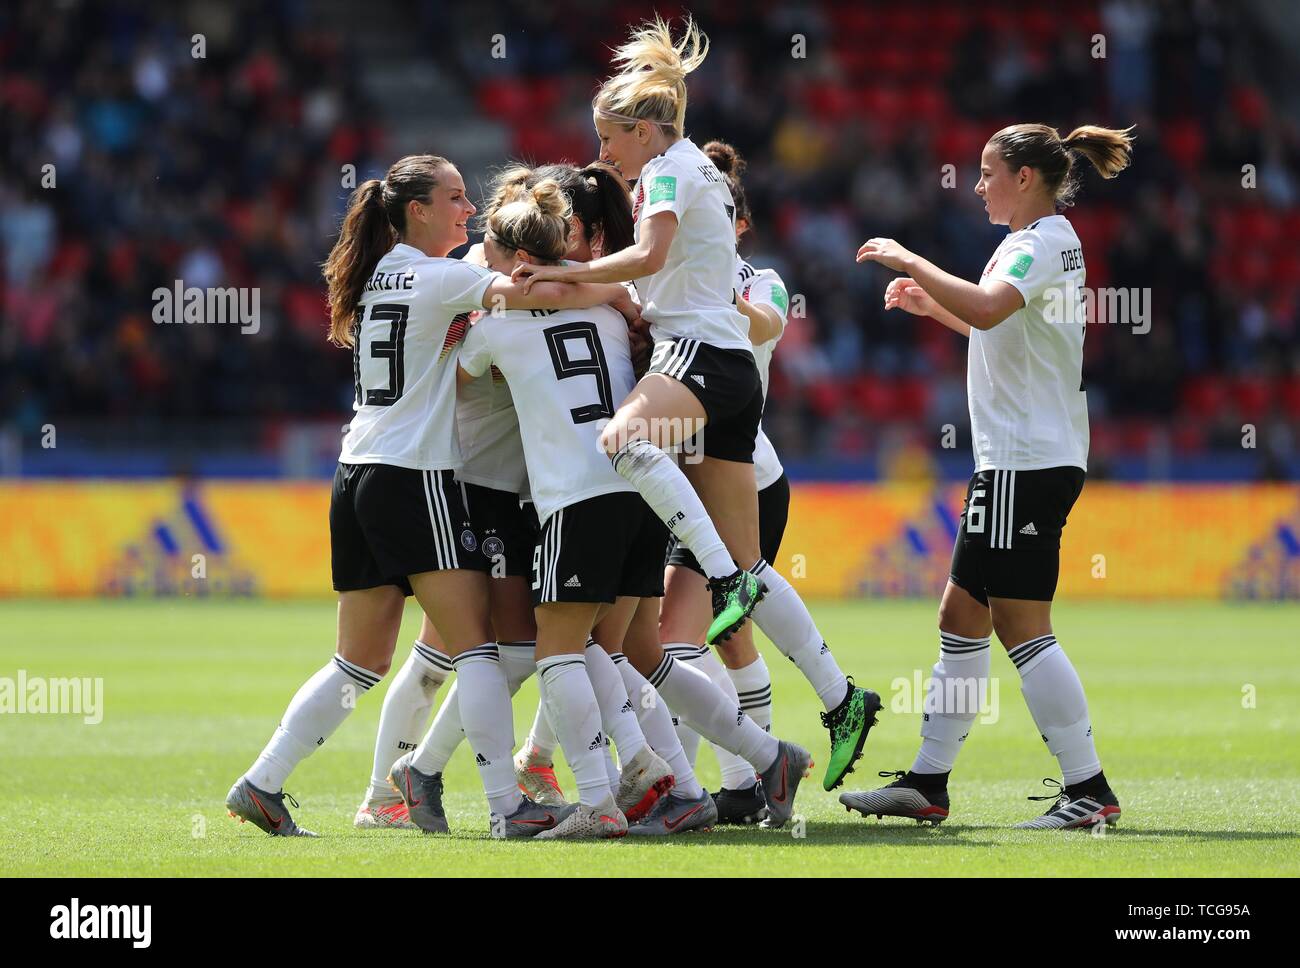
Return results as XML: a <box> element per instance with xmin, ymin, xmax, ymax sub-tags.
<box><xmin>1</xmin><ymin>599</ymin><xmax>1297</xmax><ymax>877</ymax></box>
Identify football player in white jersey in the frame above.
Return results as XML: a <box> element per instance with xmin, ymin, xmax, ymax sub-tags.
<box><xmin>225</xmin><ymin>153</ymin><xmax>636</xmax><ymax>838</ymax></box>
<box><xmin>844</xmin><ymin>123</ymin><xmax>1134</xmax><ymax>830</ymax></box>
<box><xmin>456</xmin><ymin>176</ymin><xmax>681</xmax><ymax>837</ymax></box>
<box><xmin>463</xmin><ymin>164</ymin><xmax>817</xmax><ymax>833</ymax></box>
<box><xmin>354</xmin><ymin>300</ymin><xmax>539</xmax><ymax>830</ymax></box>
<box><xmin>387</xmin><ymin>168</ymin><xmax>679</xmax><ymax>836</ymax></box>
<box><xmin>512</xmin><ymin>16</ymin><xmax>873</xmax><ymax>802</ymax></box>
<box><xmin>656</xmin><ymin>141</ymin><xmax>792</xmax><ymax>824</ymax></box>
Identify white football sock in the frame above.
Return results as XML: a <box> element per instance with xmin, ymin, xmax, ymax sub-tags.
<box><xmin>717</xmin><ymin>655</ymin><xmax>772</xmax><ymax>790</ymax></box>
<box><xmin>410</xmin><ymin>680</ymin><xmax>464</xmax><ymax>776</ymax></box>
<box><xmin>410</xmin><ymin>641</ymin><xmax>535</xmax><ymax>776</ymax></box>
<box><xmin>584</xmin><ymin>640</ymin><xmax>646</xmax><ymax>762</ymax></box>
<box><xmin>536</xmin><ymin>654</ymin><xmax>612</xmax><ymax>808</ymax></box>
<box><xmin>650</xmin><ymin>650</ymin><xmax>778</xmax><ymax>773</ymax></box>
<box><xmin>728</xmin><ymin>654</ymin><xmax>773</xmax><ymax>731</ymax></box>
<box><xmin>912</xmin><ymin>632</ymin><xmax>991</xmax><ymax>774</ymax></box>
<box><xmin>612</xmin><ymin>652</ymin><xmax>704</xmax><ymax>799</ymax></box>
<box><xmin>751</xmin><ymin>559</ymin><xmax>848</xmax><ymax>711</ymax></box>
<box><xmin>603</xmin><ymin>736</ymin><xmax>621</xmax><ymax>789</ymax></box>
<box><xmin>1010</xmin><ymin>635</ymin><xmax>1101</xmax><ymax>786</ymax></box>
<box><xmin>452</xmin><ymin>645</ymin><xmax>522</xmax><ymax>817</ymax></box>
<box><xmin>497</xmin><ymin>640</ymin><xmax>538</xmax><ymax>692</ymax></box>
<box><xmin>246</xmin><ymin>654</ymin><xmax>380</xmax><ymax>793</ymax></box>
<box><xmin>366</xmin><ymin>641</ymin><xmax>451</xmax><ymax>800</ymax></box>
<box><xmin>671</xmin><ymin>645</ymin><xmax>754</xmax><ymax>789</ymax></box>
<box><xmin>610</xmin><ymin>438</ymin><xmax>735</xmax><ymax>579</ymax></box>
<box><xmin>674</xmin><ymin>714</ymin><xmax>702</xmax><ymax>768</ymax></box>
<box><xmin>525</xmin><ymin>700</ymin><xmax>558</xmax><ymax>760</ymax></box>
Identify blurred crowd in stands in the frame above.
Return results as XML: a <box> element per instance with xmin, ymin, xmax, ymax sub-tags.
<box><xmin>3</xmin><ymin>0</ymin><xmax>1299</xmax><ymax>477</ymax></box>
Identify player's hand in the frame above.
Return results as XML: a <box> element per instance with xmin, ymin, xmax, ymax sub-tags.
<box><xmin>510</xmin><ymin>262</ymin><xmax>574</xmax><ymax>293</ymax></box>
<box><xmin>609</xmin><ymin>288</ymin><xmax>641</xmax><ymax>327</ymax></box>
<box><xmin>883</xmin><ymin>277</ymin><xmax>937</xmax><ymax>317</ymax></box>
<box><xmin>856</xmin><ymin>237</ymin><xmax>914</xmax><ymax>272</ymax></box>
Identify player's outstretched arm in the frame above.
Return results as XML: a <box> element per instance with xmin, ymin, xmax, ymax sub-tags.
<box><xmin>858</xmin><ymin>237</ymin><xmax>1022</xmax><ymax>331</ymax></box>
<box><xmin>509</xmin><ymin>211</ymin><xmax>677</xmax><ymax>290</ymax></box>
<box><xmin>481</xmin><ymin>276</ymin><xmax>631</xmax><ymax>315</ymax></box>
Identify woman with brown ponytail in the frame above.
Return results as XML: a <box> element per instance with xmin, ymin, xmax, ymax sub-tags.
<box><xmin>846</xmin><ymin>123</ymin><xmax>1135</xmax><ymax>830</ymax></box>
<box><xmin>225</xmin><ymin>154</ymin><xmax>632</xmax><ymax>839</ymax></box>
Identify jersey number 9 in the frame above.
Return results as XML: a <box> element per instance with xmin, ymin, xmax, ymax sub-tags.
<box><xmin>543</xmin><ymin>322</ymin><xmax>614</xmax><ymax>424</ymax></box>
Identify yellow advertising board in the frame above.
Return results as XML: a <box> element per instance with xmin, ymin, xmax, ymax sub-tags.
<box><xmin>1</xmin><ymin>481</ymin><xmax>1296</xmax><ymax>600</ymax></box>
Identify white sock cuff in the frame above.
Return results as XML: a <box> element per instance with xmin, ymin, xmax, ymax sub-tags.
<box><xmin>498</xmin><ymin>641</ymin><xmax>537</xmax><ymax>692</ymax></box>
<box><xmin>609</xmin><ymin>436</ymin><xmax>659</xmax><ymax>474</ymax></box>
<box><xmin>1008</xmin><ymin>635</ymin><xmax>1060</xmax><ymax>678</ymax></box>
<box><xmin>939</xmin><ymin>631</ymin><xmax>992</xmax><ymax>660</ymax></box>
<box><xmin>411</xmin><ymin>640</ymin><xmax>454</xmax><ymax>677</ymax></box>
<box><xmin>333</xmin><ymin>654</ymin><xmax>381</xmax><ymax>691</ymax></box>
<box><xmin>647</xmin><ymin>651</ymin><xmax>676</xmax><ymax>689</ymax></box>
<box><xmin>537</xmin><ymin>653</ymin><xmax>587</xmax><ymax>684</ymax></box>
<box><xmin>664</xmin><ymin>642</ymin><xmax>709</xmax><ymax>661</ymax></box>
<box><xmin>450</xmin><ymin>643</ymin><xmax>500</xmax><ymax>670</ymax></box>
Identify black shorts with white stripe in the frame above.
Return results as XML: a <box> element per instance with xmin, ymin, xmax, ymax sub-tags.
<box><xmin>330</xmin><ymin>462</ymin><xmax>475</xmax><ymax>596</ymax></box>
<box><xmin>948</xmin><ymin>466</ymin><xmax>1085</xmax><ymax>605</ymax></box>
<box><xmin>531</xmin><ymin>492</ymin><xmax>668</xmax><ymax>606</ymax></box>
<box><xmin>458</xmin><ymin>482</ymin><xmax>538</xmax><ymax>578</ymax></box>
<box><xmin>647</xmin><ymin>337</ymin><xmax>764</xmax><ymax>463</ymax></box>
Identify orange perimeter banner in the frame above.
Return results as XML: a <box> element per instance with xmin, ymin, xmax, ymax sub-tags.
<box><xmin>0</xmin><ymin>481</ymin><xmax>1296</xmax><ymax>600</ymax></box>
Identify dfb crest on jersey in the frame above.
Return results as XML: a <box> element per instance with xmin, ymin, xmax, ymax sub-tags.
<box><xmin>483</xmin><ymin>536</ymin><xmax>505</xmax><ymax>559</ymax></box>
<box><xmin>460</xmin><ymin>529</ymin><xmax>477</xmax><ymax>552</ymax></box>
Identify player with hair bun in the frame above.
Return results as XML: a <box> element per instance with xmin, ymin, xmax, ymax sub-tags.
<box><xmin>658</xmin><ymin>139</ymin><xmax>875</xmax><ymax>823</ymax></box>
<box><xmin>225</xmin><ymin>154</ymin><xmax>633</xmax><ymax>839</ymax></box>
<box><xmin>843</xmin><ymin>123</ymin><xmax>1134</xmax><ymax>830</ymax></box>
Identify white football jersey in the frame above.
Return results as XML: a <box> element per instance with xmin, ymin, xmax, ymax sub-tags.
<box><xmin>970</xmin><ymin>214</ymin><xmax>1089</xmax><ymax>472</ymax></box>
<box><xmin>341</xmin><ymin>244</ymin><xmax>498</xmax><ymax>470</ymax></box>
<box><xmin>456</xmin><ymin>360</ymin><xmax>527</xmax><ymax>495</ymax></box>
<box><xmin>736</xmin><ymin>255</ymin><xmax>790</xmax><ymax>490</ymax></box>
<box><xmin>458</xmin><ymin>304</ymin><xmax>637</xmax><ymax>523</ymax></box>
<box><xmin>632</xmin><ymin>139</ymin><xmax>751</xmax><ymax>352</ymax></box>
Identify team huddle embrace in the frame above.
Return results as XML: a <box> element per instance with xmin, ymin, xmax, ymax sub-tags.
<box><xmin>226</xmin><ymin>16</ymin><xmax>1134</xmax><ymax>841</ymax></box>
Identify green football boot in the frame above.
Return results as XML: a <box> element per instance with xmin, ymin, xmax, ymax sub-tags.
<box><xmin>705</xmin><ymin>568</ymin><xmax>766</xmax><ymax>645</ymax></box>
<box><xmin>820</xmin><ymin>678</ymin><xmax>883</xmax><ymax>791</ymax></box>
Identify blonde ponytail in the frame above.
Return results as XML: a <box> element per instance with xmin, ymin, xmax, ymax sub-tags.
<box><xmin>593</xmin><ymin>15</ymin><xmax>709</xmax><ymax>137</ymax></box>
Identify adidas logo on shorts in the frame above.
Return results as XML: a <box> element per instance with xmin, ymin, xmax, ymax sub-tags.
<box><xmin>564</xmin><ymin>575</ymin><xmax>581</xmax><ymax>588</ymax></box>
<box><xmin>1019</xmin><ymin>522</ymin><xmax>1038</xmax><ymax>535</ymax></box>
<box><xmin>588</xmin><ymin>731</ymin><xmax>604</xmax><ymax>751</ymax></box>
<box><xmin>690</xmin><ymin>374</ymin><xmax>706</xmax><ymax>388</ymax></box>
<box><xmin>475</xmin><ymin>753</ymin><xmax>489</xmax><ymax>766</ymax></box>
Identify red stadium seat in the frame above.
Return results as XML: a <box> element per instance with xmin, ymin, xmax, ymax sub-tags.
<box><xmin>1181</xmin><ymin>376</ymin><xmax>1229</xmax><ymax>419</ymax></box>
<box><xmin>1230</xmin><ymin>377</ymin><xmax>1274</xmax><ymax>421</ymax></box>
<box><xmin>1163</xmin><ymin>120</ymin><xmax>1205</xmax><ymax>174</ymax></box>
<box><xmin>1280</xmin><ymin>378</ymin><xmax>1300</xmax><ymax>418</ymax></box>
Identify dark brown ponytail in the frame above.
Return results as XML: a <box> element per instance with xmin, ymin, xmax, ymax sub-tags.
<box><xmin>702</xmin><ymin>139</ymin><xmax>751</xmax><ymax>229</ymax></box>
<box><xmin>526</xmin><ymin>161</ymin><xmax>636</xmax><ymax>255</ymax></box>
<box><xmin>323</xmin><ymin>154</ymin><xmax>450</xmax><ymax>346</ymax></box>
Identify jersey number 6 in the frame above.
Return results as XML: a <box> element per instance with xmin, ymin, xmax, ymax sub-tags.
<box><xmin>967</xmin><ymin>486</ymin><xmax>986</xmax><ymax>534</ymax></box>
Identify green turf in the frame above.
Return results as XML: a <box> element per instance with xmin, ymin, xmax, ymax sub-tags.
<box><xmin>1</xmin><ymin>599</ymin><xmax>1297</xmax><ymax>877</ymax></box>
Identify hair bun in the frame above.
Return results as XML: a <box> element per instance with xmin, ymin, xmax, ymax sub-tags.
<box><xmin>703</xmin><ymin>140</ymin><xmax>745</xmax><ymax>178</ymax></box>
